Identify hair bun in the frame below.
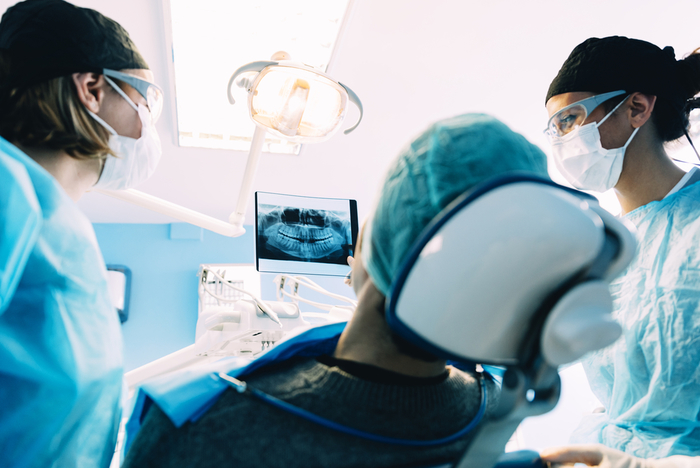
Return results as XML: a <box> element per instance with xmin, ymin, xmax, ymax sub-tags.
<box><xmin>678</xmin><ymin>48</ymin><xmax>700</xmax><ymax>99</ymax></box>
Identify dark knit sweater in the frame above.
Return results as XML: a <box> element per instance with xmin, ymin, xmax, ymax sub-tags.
<box><xmin>122</xmin><ymin>356</ymin><xmax>499</xmax><ymax>468</ymax></box>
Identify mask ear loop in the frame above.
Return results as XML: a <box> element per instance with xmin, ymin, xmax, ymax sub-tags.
<box><xmin>84</xmin><ymin>76</ymin><xmax>142</xmax><ymax>136</ymax></box>
<box><xmin>86</xmin><ymin>109</ymin><xmax>118</xmax><ymax>136</ymax></box>
<box><xmin>596</xmin><ymin>95</ymin><xmax>630</xmax><ymax>127</ymax></box>
<box><xmin>104</xmin><ymin>75</ymin><xmax>139</xmax><ymax>113</ymax></box>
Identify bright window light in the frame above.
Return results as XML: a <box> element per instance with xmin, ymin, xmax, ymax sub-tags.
<box><xmin>167</xmin><ymin>0</ymin><xmax>351</xmax><ymax>154</ymax></box>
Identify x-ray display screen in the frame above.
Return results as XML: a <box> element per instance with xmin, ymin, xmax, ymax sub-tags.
<box><xmin>255</xmin><ymin>192</ymin><xmax>358</xmax><ymax>276</ymax></box>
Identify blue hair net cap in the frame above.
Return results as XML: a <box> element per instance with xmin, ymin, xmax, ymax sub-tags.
<box><xmin>362</xmin><ymin>113</ymin><xmax>549</xmax><ymax>296</ymax></box>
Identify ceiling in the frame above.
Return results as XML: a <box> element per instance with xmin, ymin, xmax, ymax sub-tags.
<box><xmin>1</xmin><ymin>0</ymin><xmax>698</xmax><ymax>225</ymax></box>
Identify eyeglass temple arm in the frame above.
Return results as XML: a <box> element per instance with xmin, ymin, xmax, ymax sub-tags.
<box><xmin>339</xmin><ymin>82</ymin><xmax>363</xmax><ymax>135</ymax></box>
<box><xmin>227</xmin><ymin>61</ymin><xmax>279</xmax><ymax>105</ymax></box>
<box><xmin>591</xmin><ymin>90</ymin><xmax>627</xmax><ymax>107</ymax></box>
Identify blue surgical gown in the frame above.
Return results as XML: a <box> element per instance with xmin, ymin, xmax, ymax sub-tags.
<box><xmin>0</xmin><ymin>137</ymin><xmax>123</xmax><ymax>468</ymax></box>
<box><xmin>571</xmin><ymin>181</ymin><xmax>700</xmax><ymax>457</ymax></box>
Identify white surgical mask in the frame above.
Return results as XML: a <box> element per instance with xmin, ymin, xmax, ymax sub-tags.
<box><xmin>550</xmin><ymin>98</ymin><xmax>639</xmax><ymax>193</ymax></box>
<box><xmin>90</xmin><ymin>77</ymin><xmax>162</xmax><ymax>190</ymax></box>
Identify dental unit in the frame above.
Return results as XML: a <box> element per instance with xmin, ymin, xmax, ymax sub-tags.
<box><xmin>124</xmin><ymin>175</ymin><xmax>637</xmax><ymax>468</ymax></box>
<box><xmin>124</xmin><ymin>265</ymin><xmax>355</xmax><ymax>390</ymax></box>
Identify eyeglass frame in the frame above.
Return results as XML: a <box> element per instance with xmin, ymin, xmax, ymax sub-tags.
<box><xmin>545</xmin><ymin>90</ymin><xmax>627</xmax><ymax>138</ymax></box>
<box><xmin>103</xmin><ymin>68</ymin><xmax>164</xmax><ymax>122</ymax></box>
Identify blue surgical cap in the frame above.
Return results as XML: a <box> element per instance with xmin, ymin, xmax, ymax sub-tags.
<box><xmin>362</xmin><ymin>113</ymin><xmax>549</xmax><ymax>296</ymax></box>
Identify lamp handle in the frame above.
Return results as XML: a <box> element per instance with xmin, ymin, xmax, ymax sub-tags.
<box><xmin>227</xmin><ymin>61</ymin><xmax>278</xmax><ymax>105</ymax></box>
<box><xmin>339</xmin><ymin>82</ymin><xmax>363</xmax><ymax>134</ymax></box>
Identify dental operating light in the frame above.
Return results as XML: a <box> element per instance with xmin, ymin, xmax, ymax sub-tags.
<box><xmin>96</xmin><ymin>52</ymin><xmax>362</xmax><ymax>237</ymax></box>
<box><xmin>227</xmin><ymin>58</ymin><xmax>363</xmax><ymax>143</ymax></box>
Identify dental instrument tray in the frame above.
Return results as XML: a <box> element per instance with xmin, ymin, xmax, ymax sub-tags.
<box><xmin>255</xmin><ymin>192</ymin><xmax>358</xmax><ymax>276</ymax></box>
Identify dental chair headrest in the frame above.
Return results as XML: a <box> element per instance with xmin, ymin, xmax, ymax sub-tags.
<box><xmin>385</xmin><ymin>174</ymin><xmax>637</xmax><ymax>367</ymax></box>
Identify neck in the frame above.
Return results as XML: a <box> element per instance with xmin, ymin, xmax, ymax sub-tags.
<box><xmin>333</xmin><ymin>281</ymin><xmax>448</xmax><ymax>378</ymax></box>
<box><xmin>613</xmin><ymin>129</ymin><xmax>685</xmax><ymax>215</ymax></box>
<box><xmin>16</xmin><ymin>144</ymin><xmax>101</xmax><ymax>202</ymax></box>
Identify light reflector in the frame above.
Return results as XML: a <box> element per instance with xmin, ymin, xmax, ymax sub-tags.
<box><xmin>250</xmin><ymin>66</ymin><xmax>347</xmax><ymax>143</ymax></box>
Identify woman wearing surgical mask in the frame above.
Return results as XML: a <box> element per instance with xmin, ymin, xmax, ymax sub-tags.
<box><xmin>0</xmin><ymin>1</ymin><xmax>162</xmax><ymax>467</ymax></box>
<box><xmin>543</xmin><ymin>36</ymin><xmax>700</xmax><ymax>462</ymax></box>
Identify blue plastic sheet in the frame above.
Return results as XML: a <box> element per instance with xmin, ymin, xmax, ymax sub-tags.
<box><xmin>125</xmin><ymin>322</ymin><xmax>346</xmax><ymax>453</ymax></box>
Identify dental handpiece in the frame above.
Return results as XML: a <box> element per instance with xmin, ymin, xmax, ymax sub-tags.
<box><xmin>257</xmin><ymin>302</ymin><xmax>283</xmax><ymax>328</ymax></box>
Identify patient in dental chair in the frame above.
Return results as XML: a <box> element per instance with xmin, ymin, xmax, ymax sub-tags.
<box><xmin>122</xmin><ymin>114</ymin><xmax>549</xmax><ymax>468</ymax></box>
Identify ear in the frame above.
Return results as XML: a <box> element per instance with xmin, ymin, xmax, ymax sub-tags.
<box><xmin>627</xmin><ymin>92</ymin><xmax>657</xmax><ymax>129</ymax></box>
<box><xmin>72</xmin><ymin>72</ymin><xmax>107</xmax><ymax>113</ymax></box>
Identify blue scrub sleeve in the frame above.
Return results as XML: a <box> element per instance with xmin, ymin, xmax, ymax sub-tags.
<box><xmin>0</xmin><ymin>151</ymin><xmax>42</xmax><ymax>315</ymax></box>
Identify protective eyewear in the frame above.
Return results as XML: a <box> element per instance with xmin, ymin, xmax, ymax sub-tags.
<box><xmin>545</xmin><ymin>90</ymin><xmax>627</xmax><ymax>138</ymax></box>
<box><xmin>103</xmin><ymin>69</ymin><xmax>164</xmax><ymax>122</ymax></box>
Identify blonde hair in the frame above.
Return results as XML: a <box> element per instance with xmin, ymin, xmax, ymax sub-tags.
<box><xmin>0</xmin><ymin>53</ymin><xmax>114</xmax><ymax>160</ymax></box>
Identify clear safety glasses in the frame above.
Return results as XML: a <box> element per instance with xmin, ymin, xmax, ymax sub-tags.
<box><xmin>103</xmin><ymin>69</ymin><xmax>164</xmax><ymax>122</ymax></box>
<box><xmin>545</xmin><ymin>90</ymin><xmax>627</xmax><ymax>138</ymax></box>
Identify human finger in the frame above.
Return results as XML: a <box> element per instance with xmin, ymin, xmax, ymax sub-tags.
<box><xmin>344</xmin><ymin>256</ymin><xmax>354</xmax><ymax>285</ymax></box>
<box><xmin>540</xmin><ymin>445</ymin><xmax>605</xmax><ymax>466</ymax></box>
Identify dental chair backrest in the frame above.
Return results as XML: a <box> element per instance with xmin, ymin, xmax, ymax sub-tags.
<box><xmin>385</xmin><ymin>174</ymin><xmax>636</xmax><ymax>467</ymax></box>
<box><xmin>386</xmin><ymin>174</ymin><xmax>636</xmax><ymax>369</ymax></box>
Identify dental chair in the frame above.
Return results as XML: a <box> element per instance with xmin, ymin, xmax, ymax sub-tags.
<box><xmin>123</xmin><ymin>174</ymin><xmax>636</xmax><ymax>468</ymax></box>
<box><xmin>386</xmin><ymin>174</ymin><xmax>636</xmax><ymax>467</ymax></box>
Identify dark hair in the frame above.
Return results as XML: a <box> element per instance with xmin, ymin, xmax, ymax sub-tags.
<box><xmin>601</xmin><ymin>49</ymin><xmax>700</xmax><ymax>142</ymax></box>
<box><xmin>0</xmin><ymin>51</ymin><xmax>113</xmax><ymax>160</ymax></box>
<box><xmin>654</xmin><ymin>47</ymin><xmax>700</xmax><ymax>142</ymax></box>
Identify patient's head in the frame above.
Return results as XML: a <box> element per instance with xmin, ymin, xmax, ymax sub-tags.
<box><xmin>360</xmin><ymin>113</ymin><xmax>548</xmax><ymax>296</ymax></box>
<box><xmin>339</xmin><ymin>114</ymin><xmax>548</xmax><ymax>370</ymax></box>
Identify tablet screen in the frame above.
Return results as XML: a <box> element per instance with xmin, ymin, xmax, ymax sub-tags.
<box><xmin>255</xmin><ymin>192</ymin><xmax>358</xmax><ymax>276</ymax></box>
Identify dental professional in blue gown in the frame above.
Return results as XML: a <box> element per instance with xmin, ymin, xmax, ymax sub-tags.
<box><xmin>542</xmin><ymin>36</ymin><xmax>700</xmax><ymax>461</ymax></box>
<box><xmin>0</xmin><ymin>1</ymin><xmax>163</xmax><ymax>466</ymax></box>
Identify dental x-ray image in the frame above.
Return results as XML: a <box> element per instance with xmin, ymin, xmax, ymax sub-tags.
<box><xmin>256</xmin><ymin>192</ymin><xmax>358</xmax><ymax>276</ymax></box>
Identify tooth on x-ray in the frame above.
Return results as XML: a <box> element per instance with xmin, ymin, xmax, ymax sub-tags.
<box><xmin>258</xmin><ymin>205</ymin><xmax>351</xmax><ymax>263</ymax></box>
